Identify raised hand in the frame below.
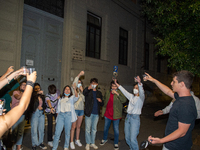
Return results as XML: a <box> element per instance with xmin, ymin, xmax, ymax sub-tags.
<box><xmin>26</xmin><ymin>71</ymin><xmax>37</xmax><ymax>83</ymax></box>
<box><xmin>144</xmin><ymin>72</ymin><xmax>154</xmax><ymax>82</ymax></box>
<box><xmin>114</xmin><ymin>79</ymin><xmax>120</xmax><ymax>87</ymax></box>
<box><xmin>78</xmin><ymin>71</ymin><xmax>85</xmax><ymax>77</ymax></box>
<box><xmin>135</xmin><ymin>76</ymin><xmax>141</xmax><ymax>83</ymax></box>
<box><xmin>6</xmin><ymin>66</ymin><xmax>14</xmax><ymax>75</ymax></box>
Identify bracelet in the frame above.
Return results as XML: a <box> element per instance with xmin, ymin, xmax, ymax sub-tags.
<box><xmin>6</xmin><ymin>77</ymin><xmax>10</xmax><ymax>84</ymax></box>
<box><xmin>26</xmin><ymin>80</ymin><xmax>34</xmax><ymax>88</ymax></box>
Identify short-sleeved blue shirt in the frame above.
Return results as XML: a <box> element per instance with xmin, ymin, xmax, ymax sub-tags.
<box><xmin>165</xmin><ymin>92</ymin><xmax>197</xmax><ymax>150</ymax></box>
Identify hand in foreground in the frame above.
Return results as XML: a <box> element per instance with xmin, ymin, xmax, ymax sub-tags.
<box><xmin>154</xmin><ymin>110</ymin><xmax>163</xmax><ymax>117</ymax></box>
<box><xmin>26</xmin><ymin>71</ymin><xmax>37</xmax><ymax>83</ymax></box>
<box><xmin>97</xmin><ymin>98</ymin><xmax>102</xmax><ymax>103</ymax></box>
<box><xmin>144</xmin><ymin>72</ymin><xmax>155</xmax><ymax>82</ymax></box>
<box><xmin>6</xmin><ymin>66</ymin><xmax>14</xmax><ymax>75</ymax></box>
<box><xmin>148</xmin><ymin>135</ymin><xmax>162</xmax><ymax>144</ymax></box>
<box><xmin>2</xmin><ymin>109</ymin><xmax>6</xmax><ymax>115</ymax></box>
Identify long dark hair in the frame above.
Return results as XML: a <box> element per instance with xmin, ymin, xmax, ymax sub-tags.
<box><xmin>61</xmin><ymin>85</ymin><xmax>73</xmax><ymax>98</ymax></box>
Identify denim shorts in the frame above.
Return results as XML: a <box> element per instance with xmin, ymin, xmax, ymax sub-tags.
<box><xmin>75</xmin><ymin>110</ymin><xmax>84</xmax><ymax>116</ymax></box>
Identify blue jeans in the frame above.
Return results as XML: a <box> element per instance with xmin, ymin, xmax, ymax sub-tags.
<box><xmin>85</xmin><ymin>114</ymin><xmax>99</xmax><ymax>144</ymax></box>
<box><xmin>12</xmin><ymin>115</ymin><xmax>25</xmax><ymax>145</ymax></box>
<box><xmin>103</xmin><ymin>116</ymin><xmax>120</xmax><ymax>144</ymax></box>
<box><xmin>124</xmin><ymin>114</ymin><xmax>140</xmax><ymax>150</ymax></box>
<box><xmin>52</xmin><ymin>112</ymin><xmax>72</xmax><ymax>150</ymax></box>
<box><xmin>31</xmin><ymin>109</ymin><xmax>45</xmax><ymax>146</ymax></box>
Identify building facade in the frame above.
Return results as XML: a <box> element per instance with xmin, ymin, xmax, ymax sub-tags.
<box><xmin>1</xmin><ymin>0</ymin><xmax>198</xmax><ymax>100</ymax></box>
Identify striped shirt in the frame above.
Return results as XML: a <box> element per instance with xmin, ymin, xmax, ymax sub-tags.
<box><xmin>45</xmin><ymin>92</ymin><xmax>59</xmax><ymax>113</ymax></box>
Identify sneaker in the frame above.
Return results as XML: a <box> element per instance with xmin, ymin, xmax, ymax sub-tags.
<box><xmin>64</xmin><ymin>148</ymin><xmax>69</xmax><ymax>150</ymax></box>
<box><xmin>85</xmin><ymin>144</ymin><xmax>90</xmax><ymax>150</ymax></box>
<box><xmin>100</xmin><ymin>139</ymin><xmax>108</xmax><ymax>146</ymax></box>
<box><xmin>32</xmin><ymin>146</ymin><xmax>36</xmax><ymax>150</ymax></box>
<box><xmin>114</xmin><ymin>144</ymin><xmax>119</xmax><ymax>150</ymax></box>
<box><xmin>75</xmin><ymin>140</ymin><xmax>82</xmax><ymax>147</ymax></box>
<box><xmin>39</xmin><ymin>143</ymin><xmax>47</xmax><ymax>149</ymax></box>
<box><xmin>70</xmin><ymin>142</ymin><xmax>75</xmax><ymax>149</ymax></box>
<box><xmin>47</xmin><ymin>141</ymin><xmax>53</xmax><ymax>147</ymax></box>
<box><xmin>90</xmin><ymin>144</ymin><xmax>98</xmax><ymax>149</ymax></box>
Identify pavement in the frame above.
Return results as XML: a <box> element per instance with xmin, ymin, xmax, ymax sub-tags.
<box><xmin>2</xmin><ymin>101</ymin><xmax>200</xmax><ymax>150</ymax></box>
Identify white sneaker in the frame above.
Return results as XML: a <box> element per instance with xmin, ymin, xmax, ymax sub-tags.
<box><xmin>48</xmin><ymin>141</ymin><xmax>53</xmax><ymax>147</ymax></box>
<box><xmin>75</xmin><ymin>140</ymin><xmax>82</xmax><ymax>147</ymax></box>
<box><xmin>85</xmin><ymin>144</ymin><xmax>90</xmax><ymax>150</ymax></box>
<box><xmin>114</xmin><ymin>144</ymin><xmax>119</xmax><ymax>150</ymax></box>
<box><xmin>70</xmin><ymin>142</ymin><xmax>75</xmax><ymax>149</ymax></box>
<box><xmin>90</xmin><ymin>144</ymin><xmax>98</xmax><ymax>149</ymax></box>
<box><xmin>64</xmin><ymin>148</ymin><xmax>69</xmax><ymax>150</ymax></box>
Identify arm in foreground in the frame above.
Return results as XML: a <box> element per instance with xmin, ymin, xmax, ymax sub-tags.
<box><xmin>0</xmin><ymin>72</ymin><xmax>37</xmax><ymax>137</ymax></box>
<box><xmin>148</xmin><ymin>122</ymin><xmax>190</xmax><ymax>144</ymax></box>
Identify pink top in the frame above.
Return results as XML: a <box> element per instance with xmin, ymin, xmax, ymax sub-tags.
<box><xmin>38</xmin><ymin>98</ymin><xmax>43</xmax><ymax>108</ymax></box>
<box><xmin>11</xmin><ymin>91</ymin><xmax>21</xmax><ymax>109</ymax></box>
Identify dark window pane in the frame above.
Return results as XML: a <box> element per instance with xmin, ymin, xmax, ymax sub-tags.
<box><xmin>86</xmin><ymin>12</ymin><xmax>101</xmax><ymax>59</ymax></box>
<box><xmin>119</xmin><ymin>28</ymin><xmax>128</xmax><ymax>65</ymax></box>
<box><xmin>24</xmin><ymin>0</ymin><xmax>64</xmax><ymax>18</ymax></box>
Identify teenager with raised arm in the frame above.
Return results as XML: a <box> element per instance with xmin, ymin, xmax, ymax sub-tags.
<box><xmin>100</xmin><ymin>80</ymin><xmax>126</xmax><ymax>150</ymax></box>
<box><xmin>70</xmin><ymin>71</ymin><xmax>85</xmax><ymax>149</ymax></box>
<box><xmin>145</xmin><ymin>71</ymin><xmax>197</xmax><ymax>150</ymax></box>
<box><xmin>0</xmin><ymin>71</ymin><xmax>37</xmax><ymax>138</ymax></box>
<box><xmin>114</xmin><ymin>76</ymin><xmax>145</xmax><ymax>150</ymax></box>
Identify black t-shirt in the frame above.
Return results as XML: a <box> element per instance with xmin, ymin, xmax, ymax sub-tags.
<box><xmin>165</xmin><ymin>92</ymin><xmax>197</xmax><ymax>150</ymax></box>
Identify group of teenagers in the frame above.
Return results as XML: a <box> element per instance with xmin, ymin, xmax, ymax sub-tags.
<box><xmin>1</xmin><ymin>67</ymin><xmax>199</xmax><ymax>150</ymax></box>
<box><xmin>9</xmin><ymin>70</ymin><xmax>145</xmax><ymax>150</ymax></box>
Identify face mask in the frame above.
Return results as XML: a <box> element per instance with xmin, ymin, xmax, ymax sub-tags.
<box><xmin>51</xmin><ymin>93</ymin><xmax>56</xmax><ymax>97</ymax></box>
<box><xmin>20</xmin><ymin>89</ymin><xmax>24</xmax><ymax>92</ymax></box>
<box><xmin>64</xmin><ymin>93</ymin><xmax>70</xmax><ymax>96</ymax></box>
<box><xmin>91</xmin><ymin>84</ymin><xmax>97</xmax><ymax>89</ymax></box>
<box><xmin>77</xmin><ymin>83</ymin><xmax>82</xmax><ymax>88</ymax></box>
<box><xmin>133</xmin><ymin>89</ymin><xmax>139</xmax><ymax>94</ymax></box>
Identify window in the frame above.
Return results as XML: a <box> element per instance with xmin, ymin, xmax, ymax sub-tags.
<box><xmin>144</xmin><ymin>43</ymin><xmax>149</xmax><ymax>70</ymax></box>
<box><xmin>119</xmin><ymin>28</ymin><xmax>128</xmax><ymax>65</ymax></box>
<box><xmin>86</xmin><ymin>12</ymin><xmax>102</xmax><ymax>59</ymax></box>
<box><xmin>24</xmin><ymin>0</ymin><xmax>65</xmax><ymax>18</ymax></box>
